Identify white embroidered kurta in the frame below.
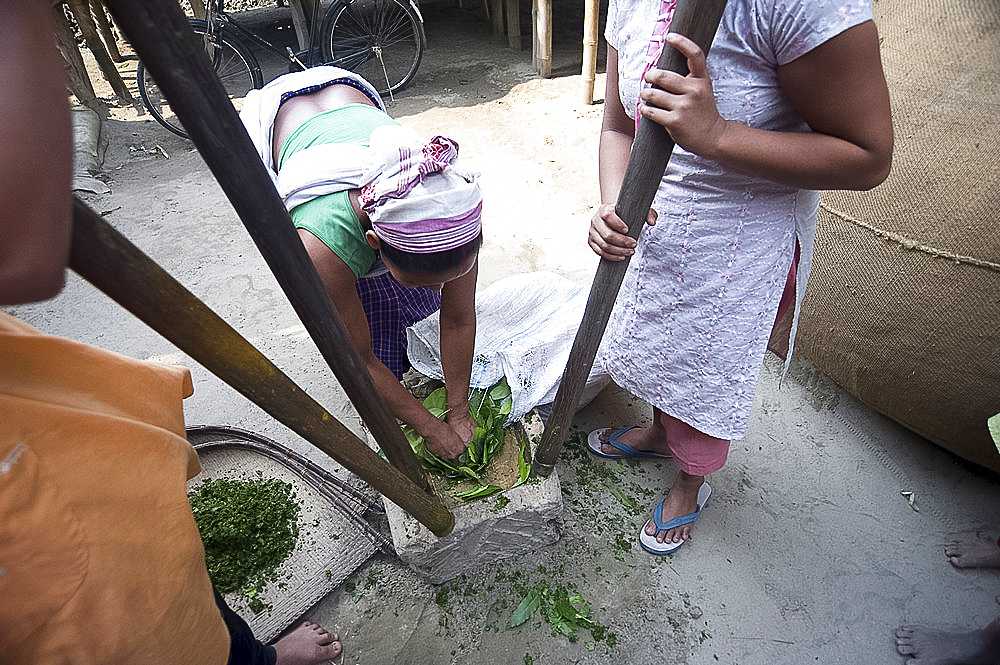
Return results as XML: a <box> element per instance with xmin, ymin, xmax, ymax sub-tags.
<box><xmin>599</xmin><ymin>0</ymin><xmax>872</xmax><ymax>439</ymax></box>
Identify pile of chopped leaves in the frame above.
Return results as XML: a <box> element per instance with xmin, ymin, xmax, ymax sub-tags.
<box><xmin>402</xmin><ymin>378</ymin><xmax>530</xmax><ymax>500</ymax></box>
<box><xmin>188</xmin><ymin>474</ymin><xmax>300</xmax><ymax>611</ymax></box>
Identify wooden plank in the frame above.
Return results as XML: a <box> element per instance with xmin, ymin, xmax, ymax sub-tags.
<box><xmin>532</xmin><ymin>0</ymin><xmax>729</xmax><ymax>476</ymax></box>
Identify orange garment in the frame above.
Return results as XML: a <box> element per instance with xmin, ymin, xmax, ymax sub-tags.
<box><xmin>0</xmin><ymin>312</ymin><xmax>230</xmax><ymax>665</ymax></box>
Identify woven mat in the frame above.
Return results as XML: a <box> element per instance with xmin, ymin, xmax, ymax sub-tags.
<box><xmin>189</xmin><ymin>444</ymin><xmax>377</xmax><ymax>643</ymax></box>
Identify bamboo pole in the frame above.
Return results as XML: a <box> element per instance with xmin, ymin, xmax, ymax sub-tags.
<box><xmin>532</xmin><ymin>0</ymin><xmax>729</xmax><ymax>476</ymax></box>
<box><xmin>69</xmin><ymin>199</ymin><xmax>455</xmax><ymax>537</ymax></box>
<box><xmin>580</xmin><ymin>0</ymin><xmax>599</xmax><ymax>104</ymax></box>
<box><xmin>534</xmin><ymin>0</ymin><xmax>551</xmax><ymax>76</ymax></box>
<box><xmin>102</xmin><ymin>0</ymin><xmax>442</xmax><ymax>515</ymax></box>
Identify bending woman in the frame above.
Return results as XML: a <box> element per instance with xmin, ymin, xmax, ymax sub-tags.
<box><xmin>242</xmin><ymin>67</ymin><xmax>483</xmax><ymax>459</ymax></box>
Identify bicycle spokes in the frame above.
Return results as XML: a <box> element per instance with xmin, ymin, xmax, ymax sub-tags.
<box><xmin>322</xmin><ymin>0</ymin><xmax>423</xmax><ymax>95</ymax></box>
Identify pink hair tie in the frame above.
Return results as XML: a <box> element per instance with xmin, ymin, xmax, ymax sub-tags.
<box><xmin>359</xmin><ymin>135</ymin><xmax>460</xmax><ymax>209</ymax></box>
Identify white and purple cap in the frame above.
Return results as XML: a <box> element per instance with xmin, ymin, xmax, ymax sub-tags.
<box><xmin>359</xmin><ymin>126</ymin><xmax>483</xmax><ymax>253</ymax></box>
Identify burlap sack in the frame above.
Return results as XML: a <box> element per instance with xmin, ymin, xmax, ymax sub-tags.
<box><xmin>795</xmin><ymin>0</ymin><xmax>1000</xmax><ymax>473</ymax></box>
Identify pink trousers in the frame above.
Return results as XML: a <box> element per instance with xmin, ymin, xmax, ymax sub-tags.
<box><xmin>665</xmin><ymin>250</ymin><xmax>798</xmax><ymax>476</ymax></box>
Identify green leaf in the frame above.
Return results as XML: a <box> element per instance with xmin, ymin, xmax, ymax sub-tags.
<box><xmin>508</xmin><ymin>590</ymin><xmax>542</xmax><ymax>628</ymax></box>
<box><xmin>455</xmin><ymin>484</ymin><xmax>501</xmax><ymax>499</ymax></box>
<box><xmin>423</xmin><ymin>386</ymin><xmax>449</xmax><ymax>413</ymax></box>
<box><xmin>489</xmin><ymin>380</ymin><xmax>512</xmax><ymax>403</ymax></box>
<box><xmin>553</xmin><ymin>589</ymin><xmax>579</xmax><ymax>621</ymax></box>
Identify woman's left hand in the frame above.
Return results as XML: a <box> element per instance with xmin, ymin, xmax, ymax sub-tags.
<box><xmin>447</xmin><ymin>407</ymin><xmax>476</xmax><ymax>447</ymax></box>
<box><xmin>639</xmin><ymin>33</ymin><xmax>729</xmax><ymax>159</ymax></box>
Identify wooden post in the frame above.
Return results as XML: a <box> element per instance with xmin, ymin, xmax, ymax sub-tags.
<box><xmin>102</xmin><ymin>0</ymin><xmax>443</xmax><ymax>518</ymax></box>
<box><xmin>64</xmin><ymin>0</ymin><xmax>140</xmax><ymax>111</ymax></box>
<box><xmin>580</xmin><ymin>0</ymin><xmax>599</xmax><ymax>104</ymax></box>
<box><xmin>50</xmin><ymin>1</ymin><xmax>106</xmax><ymax>115</ymax></box>
<box><xmin>69</xmin><ymin>199</ymin><xmax>454</xmax><ymax>537</ymax></box>
<box><xmin>189</xmin><ymin>0</ymin><xmax>207</xmax><ymax>19</ymax></box>
<box><xmin>506</xmin><ymin>0</ymin><xmax>521</xmax><ymax>51</ymax></box>
<box><xmin>91</xmin><ymin>0</ymin><xmax>124</xmax><ymax>63</ymax></box>
<box><xmin>534</xmin><ymin>0</ymin><xmax>551</xmax><ymax>76</ymax></box>
<box><xmin>288</xmin><ymin>0</ymin><xmax>315</xmax><ymax>53</ymax></box>
<box><xmin>490</xmin><ymin>0</ymin><xmax>504</xmax><ymax>37</ymax></box>
<box><xmin>532</xmin><ymin>0</ymin><xmax>728</xmax><ymax>476</ymax></box>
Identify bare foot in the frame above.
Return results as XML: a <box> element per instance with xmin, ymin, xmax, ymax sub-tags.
<box><xmin>644</xmin><ymin>471</ymin><xmax>705</xmax><ymax>545</ymax></box>
<box><xmin>272</xmin><ymin>621</ymin><xmax>342</xmax><ymax>665</ymax></box>
<box><xmin>947</xmin><ymin>535</ymin><xmax>1000</xmax><ymax>569</ymax></box>
<box><xmin>598</xmin><ymin>424</ymin><xmax>671</xmax><ymax>457</ymax></box>
<box><xmin>893</xmin><ymin>624</ymin><xmax>997</xmax><ymax>665</ymax></box>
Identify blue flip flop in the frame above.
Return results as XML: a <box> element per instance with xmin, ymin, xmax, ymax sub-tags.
<box><xmin>586</xmin><ymin>426</ymin><xmax>672</xmax><ymax>460</ymax></box>
<box><xmin>639</xmin><ymin>482</ymin><xmax>712</xmax><ymax>555</ymax></box>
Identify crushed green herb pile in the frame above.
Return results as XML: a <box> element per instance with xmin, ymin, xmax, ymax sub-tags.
<box><xmin>188</xmin><ymin>474</ymin><xmax>300</xmax><ymax>609</ymax></box>
<box><xmin>402</xmin><ymin>378</ymin><xmax>530</xmax><ymax>500</ymax></box>
<box><xmin>508</xmin><ymin>580</ymin><xmax>616</xmax><ymax>647</ymax></box>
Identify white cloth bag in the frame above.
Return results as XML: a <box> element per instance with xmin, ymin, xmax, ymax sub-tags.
<box><xmin>406</xmin><ymin>271</ymin><xmax>611</xmax><ymax>424</ymax></box>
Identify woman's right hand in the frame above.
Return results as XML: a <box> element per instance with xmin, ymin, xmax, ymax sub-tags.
<box><xmin>587</xmin><ymin>203</ymin><xmax>656</xmax><ymax>260</ymax></box>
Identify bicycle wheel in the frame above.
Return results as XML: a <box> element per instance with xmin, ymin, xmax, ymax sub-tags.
<box><xmin>320</xmin><ymin>0</ymin><xmax>424</xmax><ymax>96</ymax></box>
<box><xmin>136</xmin><ymin>19</ymin><xmax>262</xmax><ymax>139</ymax></box>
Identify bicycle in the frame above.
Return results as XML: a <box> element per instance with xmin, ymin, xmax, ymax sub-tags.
<box><xmin>136</xmin><ymin>0</ymin><xmax>425</xmax><ymax>138</ymax></box>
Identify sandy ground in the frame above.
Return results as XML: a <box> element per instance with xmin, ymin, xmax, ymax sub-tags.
<box><xmin>11</xmin><ymin>2</ymin><xmax>1000</xmax><ymax>663</ymax></box>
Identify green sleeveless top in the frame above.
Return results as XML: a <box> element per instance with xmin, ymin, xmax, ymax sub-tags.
<box><xmin>278</xmin><ymin>104</ymin><xmax>398</xmax><ymax>277</ymax></box>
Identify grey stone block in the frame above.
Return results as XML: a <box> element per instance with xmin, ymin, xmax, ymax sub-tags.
<box><xmin>377</xmin><ymin>412</ymin><xmax>563</xmax><ymax>584</ymax></box>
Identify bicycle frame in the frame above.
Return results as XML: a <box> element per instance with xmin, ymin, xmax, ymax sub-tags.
<box><xmin>203</xmin><ymin>0</ymin><xmax>321</xmax><ymax>69</ymax></box>
<box><xmin>137</xmin><ymin>0</ymin><xmax>426</xmax><ymax>137</ymax></box>
<box><xmin>205</xmin><ymin>0</ymin><xmax>427</xmax><ymax>71</ymax></box>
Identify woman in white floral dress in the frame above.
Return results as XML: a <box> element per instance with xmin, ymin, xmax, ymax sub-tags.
<box><xmin>587</xmin><ymin>0</ymin><xmax>894</xmax><ymax>554</ymax></box>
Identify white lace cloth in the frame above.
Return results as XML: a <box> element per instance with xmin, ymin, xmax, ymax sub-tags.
<box><xmin>601</xmin><ymin>0</ymin><xmax>872</xmax><ymax>439</ymax></box>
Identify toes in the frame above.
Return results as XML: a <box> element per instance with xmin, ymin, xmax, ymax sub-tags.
<box><xmin>654</xmin><ymin>528</ymin><xmax>680</xmax><ymax>544</ymax></box>
<box><xmin>318</xmin><ymin>640</ymin><xmax>343</xmax><ymax>660</ymax></box>
<box><xmin>893</xmin><ymin>627</ymin><xmax>916</xmax><ymax>655</ymax></box>
<box><xmin>306</xmin><ymin>622</ymin><xmax>338</xmax><ymax>644</ymax></box>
